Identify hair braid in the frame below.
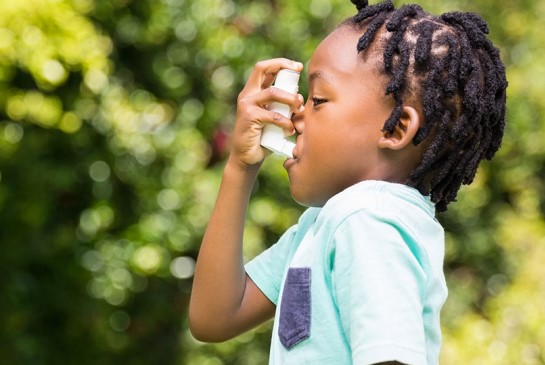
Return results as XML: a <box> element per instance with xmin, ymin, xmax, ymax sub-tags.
<box><xmin>352</xmin><ymin>0</ymin><xmax>394</xmax><ymax>22</ymax></box>
<box><xmin>356</xmin><ymin>12</ymin><xmax>390</xmax><ymax>51</ymax></box>
<box><xmin>413</xmin><ymin>20</ymin><xmax>438</xmax><ymax>69</ymax></box>
<box><xmin>344</xmin><ymin>1</ymin><xmax>507</xmax><ymax>212</ymax></box>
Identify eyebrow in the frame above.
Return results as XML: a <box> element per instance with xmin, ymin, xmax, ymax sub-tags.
<box><xmin>308</xmin><ymin>70</ymin><xmax>334</xmax><ymax>86</ymax></box>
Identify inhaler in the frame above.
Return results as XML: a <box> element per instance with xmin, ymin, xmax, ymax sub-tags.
<box><xmin>260</xmin><ymin>69</ymin><xmax>300</xmax><ymax>158</ymax></box>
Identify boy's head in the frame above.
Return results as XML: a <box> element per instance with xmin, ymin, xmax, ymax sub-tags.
<box><xmin>344</xmin><ymin>0</ymin><xmax>508</xmax><ymax>211</ymax></box>
<box><xmin>287</xmin><ymin>0</ymin><xmax>507</xmax><ymax>211</ymax></box>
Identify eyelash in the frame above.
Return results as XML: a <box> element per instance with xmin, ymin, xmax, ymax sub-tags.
<box><xmin>311</xmin><ymin>97</ymin><xmax>326</xmax><ymax>107</ymax></box>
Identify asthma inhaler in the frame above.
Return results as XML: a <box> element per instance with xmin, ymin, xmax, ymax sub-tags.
<box><xmin>260</xmin><ymin>69</ymin><xmax>300</xmax><ymax>158</ymax></box>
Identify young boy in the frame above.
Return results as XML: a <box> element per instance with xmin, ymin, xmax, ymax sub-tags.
<box><xmin>189</xmin><ymin>0</ymin><xmax>507</xmax><ymax>364</ymax></box>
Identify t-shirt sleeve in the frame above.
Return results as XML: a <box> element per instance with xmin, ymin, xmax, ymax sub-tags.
<box><xmin>331</xmin><ymin>211</ymin><xmax>430</xmax><ymax>365</ymax></box>
<box><xmin>245</xmin><ymin>224</ymin><xmax>299</xmax><ymax>305</ymax></box>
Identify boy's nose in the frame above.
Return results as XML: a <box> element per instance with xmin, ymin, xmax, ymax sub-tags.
<box><xmin>292</xmin><ymin>104</ymin><xmax>305</xmax><ymax>133</ymax></box>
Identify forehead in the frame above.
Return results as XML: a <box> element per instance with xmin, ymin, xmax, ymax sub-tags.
<box><xmin>308</xmin><ymin>25</ymin><xmax>383</xmax><ymax>85</ymax></box>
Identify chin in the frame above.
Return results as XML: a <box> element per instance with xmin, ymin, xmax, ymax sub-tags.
<box><xmin>289</xmin><ymin>185</ymin><xmax>310</xmax><ymax>207</ymax></box>
<box><xmin>289</xmin><ymin>186</ymin><xmax>326</xmax><ymax>208</ymax></box>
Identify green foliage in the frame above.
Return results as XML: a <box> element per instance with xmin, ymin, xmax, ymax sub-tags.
<box><xmin>0</xmin><ymin>0</ymin><xmax>543</xmax><ymax>364</ymax></box>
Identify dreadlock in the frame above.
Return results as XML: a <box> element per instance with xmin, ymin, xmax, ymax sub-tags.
<box><xmin>346</xmin><ymin>0</ymin><xmax>507</xmax><ymax>212</ymax></box>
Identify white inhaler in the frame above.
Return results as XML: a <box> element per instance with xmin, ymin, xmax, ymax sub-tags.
<box><xmin>260</xmin><ymin>69</ymin><xmax>300</xmax><ymax>158</ymax></box>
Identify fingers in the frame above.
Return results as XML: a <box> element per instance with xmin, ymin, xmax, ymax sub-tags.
<box><xmin>261</xmin><ymin>87</ymin><xmax>305</xmax><ymax>113</ymax></box>
<box><xmin>230</xmin><ymin>58</ymin><xmax>304</xmax><ymax>165</ymax></box>
<box><xmin>240</xmin><ymin>58</ymin><xmax>304</xmax><ymax>98</ymax></box>
<box><xmin>238</xmin><ymin>58</ymin><xmax>304</xmax><ymax>120</ymax></box>
<box><xmin>238</xmin><ymin>100</ymin><xmax>296</xmax><ymax>133</ymax></box>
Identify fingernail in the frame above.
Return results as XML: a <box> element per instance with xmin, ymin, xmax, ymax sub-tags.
<box><xmin>298</xmin><ymin>105</ymin><xmax>305</xmax><ymax>112</ymax></box>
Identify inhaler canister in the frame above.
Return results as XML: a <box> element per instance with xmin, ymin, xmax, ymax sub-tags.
<box><xmin>260</xmin><ymin>69</ymin><xmax>300</xmax><ymax>158</ymax></box>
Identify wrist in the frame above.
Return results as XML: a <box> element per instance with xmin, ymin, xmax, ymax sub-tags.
<box><xmin>225</xmin><ymin>154</ymin><xmax>262</xmax><ymax>176</ymax></box>
<box><xmin>218</xmin><ymin>156</ymin><xmax>261</xmax><ymax>202</ymax></box>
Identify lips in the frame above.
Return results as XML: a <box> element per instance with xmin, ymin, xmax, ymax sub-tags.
<box><xmin>283</xmin><ymin>155</ymin><xmax>296</xmax><ymax>169</ymax></box>
<box><xmin>283</xmin><ymin>147</ymin><xmax>298</xmax><ymax>171</ymax></box>
<box><xmin>284</xmin><ymin>139</ymin><xmax>299</xmax><ymax>170</ymax></box>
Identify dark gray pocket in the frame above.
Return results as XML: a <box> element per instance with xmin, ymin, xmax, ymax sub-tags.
<box><xmin>278</xmin><ymin>267</ymin><xmax>311</xmax><ymax>349</ymax></box>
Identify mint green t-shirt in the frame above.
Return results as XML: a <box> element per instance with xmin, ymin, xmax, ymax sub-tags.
<box><xmin>245</xmin><ymin>180</ymin><xmax>448</xmax><ymax>365</ymax></box>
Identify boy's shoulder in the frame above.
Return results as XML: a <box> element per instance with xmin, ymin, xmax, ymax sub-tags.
<box><xmin>317</xmin><ymin>180</ymin><xmax>435</xmax><ymax>223</ymax></box>
<box><xmin>308</xmin><ymin>180</ymin><xmax>440</xmax><ymax>248</ymax></box>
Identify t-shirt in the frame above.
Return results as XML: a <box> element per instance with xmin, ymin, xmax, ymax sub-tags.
<box><xmin>245</xmin><ymin>180</ymin><xmax>448</xmax><ymax>365</ymax></box>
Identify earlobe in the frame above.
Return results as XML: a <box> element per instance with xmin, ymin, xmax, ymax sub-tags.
<box><xmin>378</xmin><ymin>106</ymin><xmax>421</xmax><ymax>150</ymax></box>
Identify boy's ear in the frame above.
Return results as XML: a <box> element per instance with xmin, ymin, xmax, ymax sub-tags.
<box><xmin>378</xmin><ymin>106</ymin><xmax>421</xmax><ymax>150</ymax></box>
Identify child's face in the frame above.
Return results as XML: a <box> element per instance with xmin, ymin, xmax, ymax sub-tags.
<box><xmin>285</xmin><ymin>25</ymin><xmax>396</xmax><ymax>207</ymax></box>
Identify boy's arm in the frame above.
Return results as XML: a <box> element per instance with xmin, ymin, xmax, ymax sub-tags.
<box><xmin>189</xmin><ymin>160</ymin><xmax>274</xmax><ymax>342</ymax></box>
<box><xmin>188</xmin><ymin>58</ymin><xmax>304</xmax><ymax>342</ymax></box>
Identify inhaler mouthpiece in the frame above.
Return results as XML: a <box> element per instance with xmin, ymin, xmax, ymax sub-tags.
<box><xmin>260</xmin><ymin>69</ymin><xmax>300</xmax><ymax>159</ymax></box>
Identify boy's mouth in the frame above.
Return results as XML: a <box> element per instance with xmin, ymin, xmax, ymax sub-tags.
<box><xmin>283</xmin><ymin>148</ymin><xmax>298</xmax><ymax>170</ymax></box>
<box><xmin>290</xmin><ymin>145</ymin><xmax>299</xmax><ymax>160</ymax></box>
<box><xmin>283</xmin><ymin>157</ymin><xmax>296</xmax><ymax>170</ymax></box>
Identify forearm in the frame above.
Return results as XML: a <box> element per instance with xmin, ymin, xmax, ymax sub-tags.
<box><xmin>189</xmin><ymin>58</ymin><xmax>303</xmax><ymax>341</ymax></box>
<box><xmin>189</xmin><ymin>157</ymin><xmax>260</xmax><ymax>340</ymax></box>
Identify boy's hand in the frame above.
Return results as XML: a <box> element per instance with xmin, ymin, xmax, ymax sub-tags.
<box><xmin>230</xmin><ymin>58</ymin><xmax>304</xmax><ymax>168</ymax></box>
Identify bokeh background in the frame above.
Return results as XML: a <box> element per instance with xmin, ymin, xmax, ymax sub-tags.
<box><xmin>0</xmin><ymin>0</ymin><xmax>543</xmax><ymax>364</ymax></box>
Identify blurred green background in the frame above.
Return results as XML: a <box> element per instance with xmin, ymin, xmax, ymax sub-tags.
<box><xmin>0</xmin><ymin>0</ymin><xmax>543</xmax><ymax>364</ymax></box>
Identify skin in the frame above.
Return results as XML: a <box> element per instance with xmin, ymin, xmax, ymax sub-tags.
<box><xmin>189</xmin><ymin>24</ymin><xmax>423</xmax><ymax>365</ymax></box>
<box><xmin>286</xmin><ymin>26</ymin><xmax>424</xmax><ymax>207</ymax></box>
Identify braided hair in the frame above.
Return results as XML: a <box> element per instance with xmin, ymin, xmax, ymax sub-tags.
<box><xmin>345</xmin><ymin>0</ymin><xmax>507</xmax><ymax>212</ymax></box>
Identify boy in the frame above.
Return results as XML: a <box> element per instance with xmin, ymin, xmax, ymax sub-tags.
<box><xmin>189</xmin><ymin>0</ymin><xmax>507</xmax><ymax>364</ymax></box>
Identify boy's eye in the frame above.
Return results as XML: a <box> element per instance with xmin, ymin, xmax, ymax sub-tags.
<box><xmin>312</xmin><ymin>97</ymin><xmax>327</xmax><ymax>106</ymax></box>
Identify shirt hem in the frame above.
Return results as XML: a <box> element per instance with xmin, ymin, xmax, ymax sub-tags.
<box><xmin>353</xmin><ymin>344</ymin><xmax>428</xmax><ymax>365</ymax></box>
